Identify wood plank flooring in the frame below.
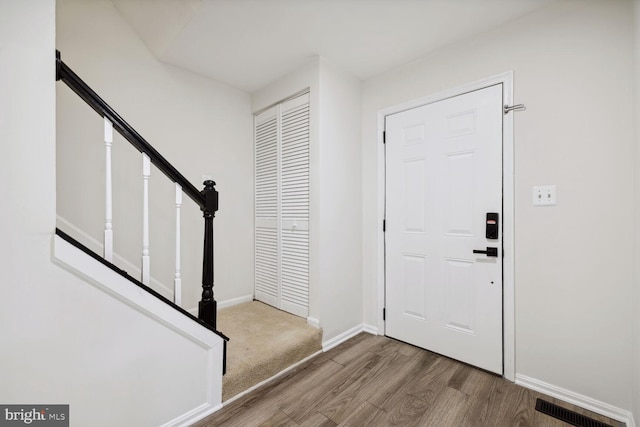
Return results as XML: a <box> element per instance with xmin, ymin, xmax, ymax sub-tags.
<box><xmin>193</xmin><ymin>333</ymin><xmax>624</xmax><ymax>427</ymax></box>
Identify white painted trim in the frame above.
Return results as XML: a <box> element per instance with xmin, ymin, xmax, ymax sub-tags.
<box><xmin>186</xmin><ymin>294</ymin><xmax>256</xmax><ymax>320</ymax></box>
<box><xmin>56</xmin><ymin>215</ymin><xmax>174</xmax><ymax>300</ymax></box>
<box><xmin>218</xmin><ymin>294</ymin><xmax>254</xmax><ymax>310</ymax></box>
<box><xmin>516</xmin><ymin>374</ymin><xmax>636</xmax><ymax>427</ymax></box>
<box><xmin>222</xmin><ymin>348</ymin><xmax>323</xmax><ymax>406</ymax></box>
<box><xmin>501</xmin><ymin>73</ymin><xmax>516</xmax><ymax>383</ymax></box>
<box><xmin>161</xmin><ymin>402</ymin><xmax>223</xmax><ymax>427</ymax></box>
<box><xmin>362</xmin><ymin>323</ymin><xmax>379</xmax><ymax>335</ymax></box>
<box><xmin>307</xmin><ymin>316</ymin><xmax>321</xmax><ymax>329</ymax></box>
<box><xmin>376</xmin><ymin>71</ymin><xmax>516</xmax><ymax>381</ymax></box>
<box><xmin>322</xmin><ymin>324</ymin><xmax>374</xmax><ymax>352</ymax></box>
<box><xmin>376</xmin><ymin>108</ymin><xmax>386</xmax><ymax>334</ymax></box>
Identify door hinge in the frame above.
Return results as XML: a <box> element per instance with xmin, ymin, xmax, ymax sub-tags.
<box><xmin>383</xmin><ymin>131</ymin><xmax>386</xmax><ymax>144</ymax></box>
<box><xmin>383</xmin><ymin>219</ymin><xmax>386</xmax><ymax>232</ymax></box>
<box><xmin>383</xmin><ymin>308</ymin><xmax>386</xmax><ymax>321</ymax></box>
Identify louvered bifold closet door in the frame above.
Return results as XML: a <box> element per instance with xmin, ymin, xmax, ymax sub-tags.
<box><xmin>254</xmin><ymin>106</ymin><xmax>279</xmax><ymax>308</ymax></box>
<box><xmin>279</xmin><ymin>94</ymin><xmax>310</xmax><ymax>317</ymax></box>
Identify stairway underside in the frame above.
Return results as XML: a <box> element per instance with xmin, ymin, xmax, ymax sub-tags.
<box><xmin>219</xmin><ymin>301</ymin><xmax>322</xmax><ymax>401</ymax></box>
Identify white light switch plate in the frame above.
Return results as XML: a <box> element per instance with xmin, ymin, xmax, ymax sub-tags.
<box><xmin>533</xmin><ymin>185</ymin><xmax>557</xmax><ymax>206</ymax></box>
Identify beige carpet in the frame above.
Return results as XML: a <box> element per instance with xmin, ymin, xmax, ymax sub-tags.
<box><xmin>218</xmin><ymin>301</ymin><xmax>323</xmax><ymax>401</ymax></box>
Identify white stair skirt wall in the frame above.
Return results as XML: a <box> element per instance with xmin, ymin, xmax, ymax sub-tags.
<box><xmin>52</xmin><ymin>234</ymin><xmax>224</xmax><ymax>426</ymax></box>
<box><xmin>255</xmin><ymin>93</ymin><xmax>310</xmax><ymax>318</ymax></box>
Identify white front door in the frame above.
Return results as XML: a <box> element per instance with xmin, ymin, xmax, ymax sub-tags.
<box><xmin>385</xmin><ymin>84</ymin><xmax>503</xmax><ymax>374</ymax></box>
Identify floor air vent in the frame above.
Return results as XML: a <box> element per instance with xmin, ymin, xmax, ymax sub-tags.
<box><xmin>535</xmin><ymin>399</ymin><xmax>616</xmax><ymax>427</ymax></box>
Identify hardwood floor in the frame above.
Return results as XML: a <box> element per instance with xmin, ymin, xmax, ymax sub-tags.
<box><xmin>193</xmin><ymin>333</ymin><xmax>623</xmax><ymax>427</ymax></box>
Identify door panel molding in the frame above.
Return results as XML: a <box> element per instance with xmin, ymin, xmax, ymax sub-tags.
<box><xmin>377</xmin><ymin>71</ymin><xmax>515</xmax><ymax>381</ymax></box>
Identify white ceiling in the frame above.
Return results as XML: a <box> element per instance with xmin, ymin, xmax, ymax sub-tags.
<box><xmin>113</xmin><ymin>0</ymin><xmax>556</xmax><ymax>93</ymax></box>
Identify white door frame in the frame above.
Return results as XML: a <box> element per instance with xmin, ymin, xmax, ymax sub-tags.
<box><xmin>376</xmin><ymin>71</ymin><xmax>515</xmax><ymax>381</ymax></box>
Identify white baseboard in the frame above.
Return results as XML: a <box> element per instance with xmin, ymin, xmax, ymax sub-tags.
<box><xmin>307</xmin><ymin>316</ymin><xmax>320</xmax><ymax>329</ymax></box>
<box><xmin>185</xmin><ymin>294</ymin><xmax>254</xmax><ymax>317</ymax></box>
<box><xmin>322</xmin><ymin>323</ymin><xmax>375</xmax><ymax>352</ymax></box>
<box><xmin>162</xmin><ymin>402</ymin><xmax>222</xmax><ymax>427</ymax></box>
<box><xmin>362</xmin><ymin>323</ymin><xmax>379</xmax><ymax>335</ymax></box>
<box><xmin>218</xmin><ymin>294</ymin><xmax>254</xmax><ymax>310</ymax></box>
<box><xmin>515</xmin><ymin>374</ymin><xmax>636</xmax><ymax>427</ymax></box>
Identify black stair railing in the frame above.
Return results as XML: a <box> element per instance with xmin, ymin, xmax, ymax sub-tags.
<box><xmin>55</xmin><ymin>50</ymin><xmax>220</xmax><ymax>331</ymax></box>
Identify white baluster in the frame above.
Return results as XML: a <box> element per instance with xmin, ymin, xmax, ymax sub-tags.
<box><xmin>104</xmin><ymin>118</ymin><xmax>113</xmax><ymax>262</ymax></box>
<box><xmin>174</xmin><ymin>183</ymin><xmax>182</xmax><ymax>305</ymax></box>
<box><xmin>142</xmin><ymin>153</ymin><xmax>151</xmax><ymax>285</ymax></box>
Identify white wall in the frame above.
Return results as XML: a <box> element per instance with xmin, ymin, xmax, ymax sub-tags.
<box><xmin>0</xmin><ymin>1</ymin><xmax>221</xmax><ymax>425</ymax></box>
<box><xmin>56</xmin><ymin>0</ymin><xmax>254</xmax><ymax>309</ymax></box>
<box><xmin>362</xmin><ymin>0</ymin><xmax>634</xmax><ymax>414</ymax></box>
<box><xmin>317</xmin><ymin>58</ymin><xmax>363</xmax><ymax>341</ymax></box>
<box><xmin>252</xmin><ymin>58</ymin><xmax>363</xmax><ymax>343</ymax></box>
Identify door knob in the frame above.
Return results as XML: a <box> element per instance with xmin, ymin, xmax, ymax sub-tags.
<box><xmin>473</xmin><ymin>247</ymin><xmax>498</xmax><ymax>257</ymax></box>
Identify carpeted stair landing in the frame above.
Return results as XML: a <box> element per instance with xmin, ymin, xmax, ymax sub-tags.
<box><xmin>217</xmin><ymin>301</ymin><xmax>322</xmax><ymax>401</ymax></box>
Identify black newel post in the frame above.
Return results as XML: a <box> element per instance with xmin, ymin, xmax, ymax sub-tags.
<box><xmin>199</xmin><ymin>180</ymin><xmax>218</xmax><ymax>329</ymax></box>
